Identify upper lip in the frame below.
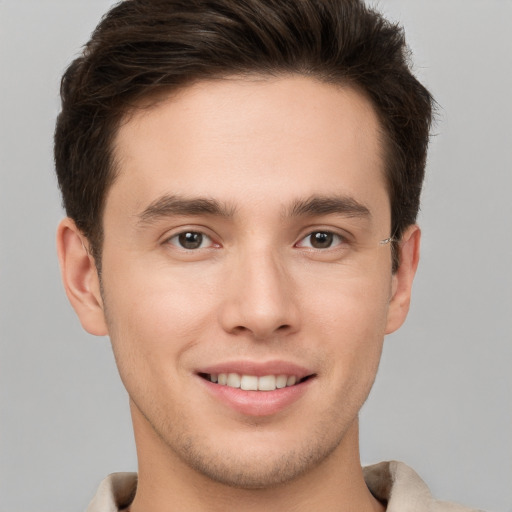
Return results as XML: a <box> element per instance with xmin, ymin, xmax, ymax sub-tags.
<box><xmin>196</xmin><ymin>360</ymin><xmax>314</xmax><ymax>379</ymax></box>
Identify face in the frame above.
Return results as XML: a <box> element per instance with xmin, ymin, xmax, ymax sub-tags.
<box><xmin>60</xmin><ymin>75</ymin><xmax>418</xmax><ymax>488</ymax></box>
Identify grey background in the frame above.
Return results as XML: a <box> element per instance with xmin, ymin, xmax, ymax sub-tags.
<box><xmin>1</xmin><ymin>1</ymin><xmax>511</xmax><ymax>511</ymax></box>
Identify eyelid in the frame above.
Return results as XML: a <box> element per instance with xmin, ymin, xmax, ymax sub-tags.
<box><xmin>162</xmin><ymin>226</ymin><xmax>221</xmax><ymax>250</ymax></box>
<box><xmin>294</xmin><ymin>228</ymin><xmax>351</xmax><ymax>250</ymax></box>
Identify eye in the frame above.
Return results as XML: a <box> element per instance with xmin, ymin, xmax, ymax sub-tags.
<box><xmin>296</xmin><ymin>231</ymin><xmax>347</xmax><ymax>250</ymax></box>
<box><xmin>167</xmin><ymin>231</ymin><xmax>214</xmax><ymax>250</ymax></box>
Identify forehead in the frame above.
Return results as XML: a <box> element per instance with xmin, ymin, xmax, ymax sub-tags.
<box><xmin>109</xmin><ymin>75</ymin><xmax>388</xmax><ymax>224</ymax></box>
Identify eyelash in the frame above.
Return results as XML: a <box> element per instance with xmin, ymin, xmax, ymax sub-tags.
<box><xmin>166</xmin><ymin>231</ymin><xmax>217</xmax><ymax>250</ymax></box>
<box><xmin>165</xmin><ymin>229</ymin><xmax>348</xmax><ymax>251</ymax></box>
<box><xmin>295</xmin><ymin>231</ymin><xmax>348</xmax><ymax>250</ymax></box>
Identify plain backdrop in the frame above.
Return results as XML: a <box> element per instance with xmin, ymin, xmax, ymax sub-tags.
<box><xmin>1</xmin><ymin>1</ymin><xmax>511</xmax><ymax>511</ymax></box>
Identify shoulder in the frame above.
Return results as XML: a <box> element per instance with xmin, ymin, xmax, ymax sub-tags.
<box><xmin>363</xmin><ymin>461</ymin><xmax>483</xmax><ymax>512</ymax></box>
<box><xmin>85</xmin><ymin>472</ymin><xmax>137</xmax><ymax>512</ymax></box>
<box><xmin>433</xmin><ymin>500</ymin><xmax>482</xmax><ymax>512</ymax></box>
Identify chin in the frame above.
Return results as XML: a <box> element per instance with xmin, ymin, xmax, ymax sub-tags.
<box><xmin>178</xmin><ymin>444</ymin><xmax>331</xmax><ymax>489</ymax></box>
<box><xmin>159</xmin><ymin>416</ymin><xmax>352</xmax><ymax>490</ymax></box>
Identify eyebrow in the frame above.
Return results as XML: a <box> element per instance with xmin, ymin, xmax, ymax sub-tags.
<box><xmin>136</xmin><ymin>193</ymin><xmax>371</xmax><ymax>225</ymax></box>
<box><xmin>137</xmin><ymin>194</ymin><xmax>237</xmax><ymax>224</ymax></box>
<box><xmin>286</xmin><ymin>195</ymin><xmax>371</xmax><ymax>219</ymax></box>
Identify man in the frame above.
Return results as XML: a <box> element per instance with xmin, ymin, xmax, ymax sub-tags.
<box><xmin>54</xmin><ymin>0</ymin><xmax>478</xmax><ymax>510</ymax></box>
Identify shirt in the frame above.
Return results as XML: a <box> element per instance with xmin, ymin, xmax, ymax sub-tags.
<box><xmin>86</xmin><ymin>460</ymin><xmax>482</xmax><ymax>511</ymax></box>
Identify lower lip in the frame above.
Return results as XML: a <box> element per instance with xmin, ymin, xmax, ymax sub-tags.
<box><xmin>199</xmin><ymin>377</ymin><xmax>313</xmax><ymax>417</ymax></box>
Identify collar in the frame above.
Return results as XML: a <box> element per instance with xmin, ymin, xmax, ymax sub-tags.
<box><xmin>86</xmin><ymin>461</ymin><xmax>478</xmax><ymax>512</ymax></box>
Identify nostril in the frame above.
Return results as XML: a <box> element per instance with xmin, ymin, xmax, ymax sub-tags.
<box><xmin>230</xmin><ymin>325</ymin><xmax>250</xmax><ymax>335</ymax></box>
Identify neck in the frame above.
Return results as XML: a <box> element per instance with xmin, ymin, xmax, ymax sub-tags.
<box><xmin>128</xmin><ymin>402</ymin><xmax>384</xmax><ymax>512</ymax></box>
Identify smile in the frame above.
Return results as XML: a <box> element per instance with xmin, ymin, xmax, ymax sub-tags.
<box><xmin>197</xmin><ymin>363</ymin><xmax>316</xmax><ymax>416</ymax></box>
<box><xmin>199</xmin><ymin>373</ymin><xmax>310</xmax><ymax>391</ymax></box>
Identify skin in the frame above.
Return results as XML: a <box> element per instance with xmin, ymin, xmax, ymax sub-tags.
<box><xmin>57</xmin><ymin>75</ymin><xmax>420</xmax><ymax>511</ymax></box>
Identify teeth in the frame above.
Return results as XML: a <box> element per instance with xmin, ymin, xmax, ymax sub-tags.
<box><xmin>276</xmin><ymin>375</ymin><xmax>288</xmax><ymax>388</ymax></box>
<box><xmin>227</xmin><ymin>373</ymin><xmax>241</xmax><ymax>388</ymax></box>
<box><xmin>258</xmin><ymin>375</ymin><xmax>276</xmax><ymax>391</ymax></box>
<box><xmin>240</xmin><ymin>375</ymin><xmax>258</xmax><ymax>391</ymax></box>
<box><xmin>212</xmin><ymin>373</ymin><xmax>302</xmax><ymax>391</ymax></box>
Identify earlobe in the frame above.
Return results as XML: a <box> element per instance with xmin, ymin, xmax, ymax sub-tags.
<box><xmin>56</xmin><ymin>218</ymin><xmax>108</xmax><ymax>336</ymax></box>
<box><xmin>385</xmin><ymin>225</ymin><xmax>421</xmax><ymax>335</ymax></box>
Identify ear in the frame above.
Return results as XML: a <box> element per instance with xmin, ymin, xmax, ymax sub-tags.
<box><xmin>385</xmin><ymin>225</ymin><xmax>421</xmax><ymax>334</ymax></box>
<box><xmin>56</xmin><ymin>218</ymin><xmax>108</xmax><ymax>336</ymax></box>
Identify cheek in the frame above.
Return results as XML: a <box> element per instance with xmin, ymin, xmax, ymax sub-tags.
<box><xmin>303</xmin><ymin>263</ymin><xmax>391</xmax><ymax>334</ymax></box>
<box><xmin>101</xmin><ymin>261</ymin><xmax>220</xmax><ymax>378</ymax></box>
<box><xmin>301</xmin><ymin>269</ymin><xmax>390</xmax><ymax>382</ymax></box>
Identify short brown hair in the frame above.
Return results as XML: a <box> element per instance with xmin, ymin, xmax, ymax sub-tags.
<box><xmin>55</xmin><ymin>0</ymin><xmax>434</xmax><ymax>271</ymax></box>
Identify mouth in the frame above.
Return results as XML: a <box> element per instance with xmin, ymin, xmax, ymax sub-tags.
<box><xmin>198</xmin><ymin>372</ymin><xmax>314</xmax><ymax>391</ymax></box>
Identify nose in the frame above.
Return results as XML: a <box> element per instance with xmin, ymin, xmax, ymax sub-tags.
<box><xmin>219</xmin><ymin>247</ymin><xmax>300</xmax><ymax>340</ymax></box>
